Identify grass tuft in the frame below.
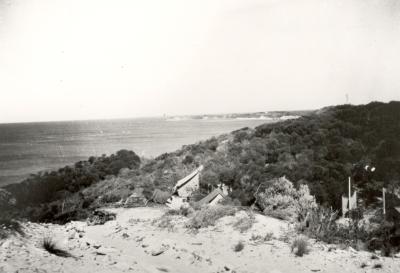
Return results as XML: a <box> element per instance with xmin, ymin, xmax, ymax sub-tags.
<box><xmin>42</xmin><ymin>237</ymin><xmax>74</xmax><ymax>258</ymax></box>
<box><xmin>373</xmin><ymin>263</ymin><xmax>383</xmax><ymax>269</ymax></box>
<box><xmin>291</xmin><ymin>236</ymin><xmax>310</xmax><ymax>257</ymax></box>
<box><xmin>370</xmin><ymin>254</ymin><xmax>380</xmax><ymax>260</ymax></box>
<box><xmin>233</xmin><ymin>241</ymin><xmax>245</xmax><ymax>252</ymax></box>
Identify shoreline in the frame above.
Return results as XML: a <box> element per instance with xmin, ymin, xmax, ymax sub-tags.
<box><xmin>0</xmin><ymin>118</ymin><xmax>275</xmax><ymax>188</ymax></box>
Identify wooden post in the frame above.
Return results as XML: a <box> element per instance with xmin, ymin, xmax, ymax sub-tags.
<box><xmin>61</xmin><ymin>200</ymin><xmax>65</xmax><ymax>213</ymax></box>
<box><xmin>383</xmin><ymin>188</ymin><xmax>386</xmax><ymax>217</ymax></box>
<box><xmin>348</xmin><ymin>176</ymin><xmax>351</xmax><ymax>211</ymax></box>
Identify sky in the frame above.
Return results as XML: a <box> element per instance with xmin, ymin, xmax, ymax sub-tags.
<box><xmin>0</xmin><ymin>0</ymin><xmax>400</xmax><ymax>123</ymax></box>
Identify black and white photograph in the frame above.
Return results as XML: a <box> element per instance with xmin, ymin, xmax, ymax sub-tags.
<box><xmin>1</xmin><ymin>0</ymin><xmax>400</xmax><ymax>272</ymax></box>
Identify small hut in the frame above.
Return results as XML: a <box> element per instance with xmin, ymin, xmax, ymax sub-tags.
<box><xmin>197</xmin><ymin>188</ymin><xmax>225</xmax><ymax>207</ymax></box>
<box><xmin>165</xmin><ymin>166</ymin><xmax>204</xmax><ymax>209</ymax></box>
<box><xmin>173</xmin><ymin>165</ymin><xmax>204</xmax><ymax>198</ymax></box>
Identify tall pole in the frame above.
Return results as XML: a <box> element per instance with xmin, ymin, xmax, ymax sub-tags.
<box><xmin>348</xmin><ymin>176</ymin><xmax>351</xmax><ymax>211</ymax></box>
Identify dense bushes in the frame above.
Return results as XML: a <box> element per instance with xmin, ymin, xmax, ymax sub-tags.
<box><xmin>195</xmin><ymin>101</ymin><xmax>400</xmax><ymax>210</ymax></box>
<box><xmin>256</xmin><ymin>177</ymin><xmax>316</xmax><ymax>221</ymax></box>
<box><xmin>0</xmin><ymin>188</ymin><xmax>16</xmax><ymax>208</ymax></box>
<box><xmin>4</xmin><ymin>150</ymin><xmax>141</xmax><ymax>207</ymax></box>
<box><xmin>2</xmin><ymin>101</ymin><xmax>400</xmax><ymax>226</ymax></box>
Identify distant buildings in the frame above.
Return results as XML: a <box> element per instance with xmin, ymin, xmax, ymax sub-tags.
<box><xmin>166</xmin><ymin>166</ymin><xmax>228</xmax><ymax>209</ymax></box>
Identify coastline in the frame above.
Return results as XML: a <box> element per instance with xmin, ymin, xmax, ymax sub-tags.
<box><xmin>0</xmin><ymin>118</ymin><xmax>274</xmax><ymax>187</ymax></box>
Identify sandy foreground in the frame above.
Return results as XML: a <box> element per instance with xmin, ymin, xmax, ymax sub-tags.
<box><xmin>1</xmin><ymin>207</ymin><xmax>399</xmax><ymax>273</ymax></box>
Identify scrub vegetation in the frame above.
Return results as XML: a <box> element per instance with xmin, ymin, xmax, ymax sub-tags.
<box><xmin>1</xmin><ymin>101</ymin><xmax>400</xmax><ymax>253</ymax></box>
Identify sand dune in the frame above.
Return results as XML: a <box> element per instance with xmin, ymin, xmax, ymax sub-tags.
<box><xmin>1</xmin><ymin>207</ymin><xmax>399</xmax><ymax>273</ymax></box>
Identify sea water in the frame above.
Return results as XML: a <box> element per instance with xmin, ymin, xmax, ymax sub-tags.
<box><xmin>0</xmin><ymin>118</ymin><xmax>272</xmax><ymax>186</ymax></box>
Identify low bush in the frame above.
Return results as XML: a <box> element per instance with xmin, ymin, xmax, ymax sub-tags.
<box><xmin>291</xmin><ymin>236</ymin><xmax>310</xmax><ymax>257</ymax></box>
<box><xmin>298</xmin><ymin>206</ymin><xmax>340</xmax><ymax>244</ymax></box>
<box><xmin>264</xmin><ymin>232</ymin><xmax>274</xmax><ymax>241</ymax></box>
<box><xmin>189</xmin><ymin>201</ymin><xmax>203</xmax><ymax>211</ymax></box>
<box><xmin>257</xmin><ymin>177</ymin><xmax>316</xmax><ymax>222</ymax></box>
<box><xmin>250</xmin><ymin>232</ymin><xmax>274</xmax><ymax>243</ymax></box>
<box><xmin>154</xmin><ymin>215</ymin><xmax>176</xmax><ymax>232</ymax></box>
<box><xmin>166</xmin><ymin>206</ymin><xmax>194</xmax><ymax>217</ymax></box>
<box><xmin>298</xmin><ymin>205</ymin><xmax>400</xmax><ymax>254</ymax></box>
<box><xmin>186</xmin><ymin>205</ymin><xmax>236</xmax><ymax>230</ymax></box>
<box><xmin>367</xmin><ymin>221</ymin><xmax>400</xmax><ymax>256</ymax></box>
<box><xmin>264</xmin><ymin>209</ymin><xmax>293</xmax><ymax>221</ymax></box>
<box><xmin>232</xmin><ymin>211</ymin><xmax>255</xmax><ymax>233</ymax></box>
<box><xmin>0</xmin><ymin>217</ymin><xmax>24</xmax><ymax>239</ymax></box>
<box><xmin>234</xmin><ymin>241</ymin><xmax>244</xmax><ymax>252</ymax></box>
<box><xmin>86</xmin><ymin>210</ymin><xmax>116</xmax><ymax>226</ymax></box>
<box><xmin>165</xmin><ymin>209</ymin><xmax>181</xmax><ymax>216</ymax></box>
<box><xmin>0</xmin><ymin>188</ymin><xmax>16</xmax><ymax>208</ymax></box>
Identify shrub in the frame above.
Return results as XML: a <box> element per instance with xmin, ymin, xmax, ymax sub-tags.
<box><xmin>182</xmin><ymin>155</ymin><xmax>194</xmax><ymax>165</ymax></box>
<box><xmin>42</xmin><ymin>237</ymin><xmax>73</xmax><ymax>258</ymax></box>
<box><xmin>291</xmin><ymin>236</ymin><xmax>310</xmax><ymax>257</ymax></box>
<box><xmin>367</xmin><ymin>221</ymin><xmax>400</xmax><ymax>256</ymax></box>
<box><xmin>165</xmin><ymin>209</ymin><xmax>181</xmax><ymax>216</ymax></box>
<box><xmin>264</xmin><ymin>232</ymin><xmax>274</xmax><ymax>241</ymax></box>
<box><xmin>234</xmin><ymin>241</ymin><xmax>244</xmax><ymax>252</ymax></box>
<box><xmin>166</xmin><ymin>206</ymin><xmax>194</xmax><ymax>217</ymax></box>
<box><xmin>101</xmin><ymin>193</ymin><xmax>122</xmax><ymax>204</ymax></box>
<box><xmin>220</xmin><ymin>196</ymin><xmax>242</xmax><ymax>206</ymax></box>
<box><xmin>264</xmin><ymin>209</ymin><xmax>293</xmax><ymax>221</ymax></box>
<box><xmin>5</xmin><ymin>149</ymin><xmax>141</xmax><ymax>208</ymax></box>
<box><xmin>0</xmin><ymin>217</ymin><xmax>24</xmax><ymax>239</ymax></box>
<box><xmin>189</xmin><ymin>201</ymin><xmax>203</xmax><ymax>211</ymax></box>
<box><xmin>154</xmin><ymin>215</ymin><xmax>176</xmax><ymax>232</ymax></box>
<box><xmin>371</xmin><ymin>254</ymin><xmax>379</xmax><ymax>260</ymax></box>
<box><xmin>86</xmin><ymin>210</ymin><xmax>116</xmax><ymax>226</ymax></box>
<box><xmin>257</xmin><ymin>177</ymin><xmax>316</xmax><ymax>222</ymax></box>
<box><xmin>186</xmin><ymin>205</ymin><xmax>236</xmax><ymax>229</ymax></box>
<box><xmin>250</xmin><ymin>232</ymin><xmax>274</xmax><ymax>243</ymax></box>
<box><xmin>298</xmin><ymin>206</ymin><xmax>339</xmax><ymax>243</ymax></box>
<box><xmin>0</xmin><ymin>189</ymin><xmax>16</xmax><ymax>208</ymax></box>
<box><xmin>232</xmin><ymin>211</ymin><xmax>255</xmax><ymax>233</ymax></box>
<box><xmin>179</xmin><ymin>206</ymin><xmax>194</xmax><ymax>217</ymax></box>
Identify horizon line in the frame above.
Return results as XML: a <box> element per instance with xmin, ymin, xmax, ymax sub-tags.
<box><xmin>0</xmin><ymin>107</ymin><xmax>320</xmax><ymax>125</ymax></box>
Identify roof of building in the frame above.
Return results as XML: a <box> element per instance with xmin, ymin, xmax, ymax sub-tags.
<box><xmin>197</xmin><ymin>188</ymin><xmax>225</xmax><ymax>206</ymax></box>
<box><xmin>174</xmin><ymin>165</ymin><xmax>203</xmax><ymax>192</ymax></box>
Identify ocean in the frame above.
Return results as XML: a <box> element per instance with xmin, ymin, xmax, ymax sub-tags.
<box><xmin>0</xmin><ymin>118</ymin><xmax>272</xmax><ymax>186</ymax></box>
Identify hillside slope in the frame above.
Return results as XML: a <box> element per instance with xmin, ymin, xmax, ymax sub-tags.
<box><xmin>2</xmin><ymin>101</ymin><xmax>400</xmax><ymax>222</ymax></box>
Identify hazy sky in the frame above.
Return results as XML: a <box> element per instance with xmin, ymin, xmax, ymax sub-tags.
<box><xmin>1</xmin><ymin>0</ymin><xmax>400</xmax><ymax>123</ymax></box>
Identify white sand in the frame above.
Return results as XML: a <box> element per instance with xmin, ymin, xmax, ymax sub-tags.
<box><xmin>1</xmin><ymin>207</ymin><xmax>399</xmax><ymax>273</ymax></box>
